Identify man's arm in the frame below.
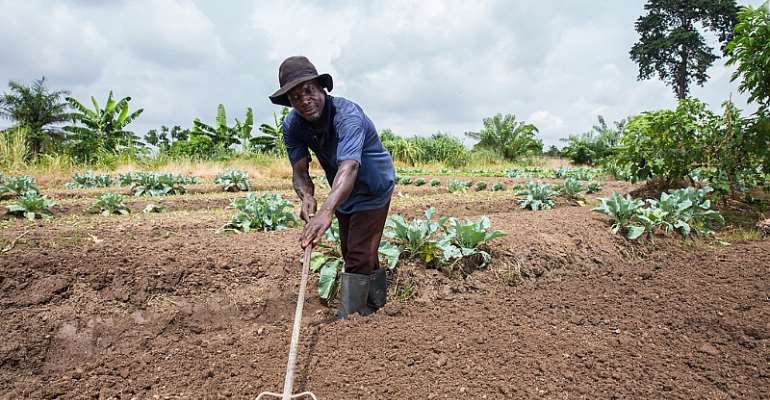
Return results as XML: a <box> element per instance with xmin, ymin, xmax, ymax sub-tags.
<box><xmin>300</xmin><ymin>160</ymin><xmax>358</xmax><ymax>248</ymax></box>
<box><xmin>291</xmin><ymin>156</ymin><xmax>316</xmax><ymax>222</ymax></box>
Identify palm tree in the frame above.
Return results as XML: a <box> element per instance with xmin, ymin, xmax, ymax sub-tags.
<box><xmin>63</xmin><ymin>91</ymin><xmax>144</xmax><ymax>162</ymax></box>
<box><xmin>465</xmin><ymin>113</ymin><xmax>542</xmax><ymax>161</ymax></box>
<box><xmin>0</xmin><ymin>77</ymin><xmax>70</xmax><ymax>156</ymax></box>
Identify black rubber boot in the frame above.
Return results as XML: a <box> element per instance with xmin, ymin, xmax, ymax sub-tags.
<box><xmin>368</xmin><ymin>268</ymin><xmax>387</xmax><ymax>311</ymax></box>
<box><xmin>336</xmin><ymin>272</ymin><xmax>372</xmax><ymax>320</ymax></box>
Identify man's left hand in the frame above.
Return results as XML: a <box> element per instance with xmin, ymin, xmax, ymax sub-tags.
<box><xmin>301</xmin><ymin>209</ymin><xmax>332</xmax><ymax>248</ymax></box>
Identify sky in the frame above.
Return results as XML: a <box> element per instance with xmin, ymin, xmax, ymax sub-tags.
<box><xmin>0</xmin><ymin>0</ymin><xmax>763</xmax><ymax>147</ymax></box>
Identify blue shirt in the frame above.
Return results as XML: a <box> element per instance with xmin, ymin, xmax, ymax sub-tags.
<box><xmin>282</xmin><ymin>95</ymin><xmax>395</xmax><ymax>214</ymax></box>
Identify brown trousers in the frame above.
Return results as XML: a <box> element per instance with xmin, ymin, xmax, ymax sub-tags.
<box><xmin>335</xmin><ymin>201</ymin><xmax>390</xmax><ymax>274</ymax></box>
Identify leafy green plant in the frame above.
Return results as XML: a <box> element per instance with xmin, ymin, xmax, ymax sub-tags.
<box><xmin>143</xmin><ymin>203</ymin><xmax>164</xmax><ymax>213</ymax></box>
<box><xmin>430</xmin><ymin>178</ymin><xmax>440</xmax><ymax>187</ymax></box>
<box><xmin>517</xmin><ymin>182</ymin><xmax>557</xmax><ymax>210</ymax></box>
<box><xmin>492</xmin><ymin>182</ymin><xmax>506</xmax><ymax>191</ymax></box>
<box><xmin>465</xmin><ymin>113</ymin><xmax>543</xmax><ymax>161</ymax></box>
<box><xmin>65</xmin><ymin>171</ymin><xmax>114</xmax><ymax>189</ymax></box>
<box><xmin>650</xmin><ymin>187</ymin><xmax>725</xmax><ymax>236</ymax></box>
<box><xmin>592</xmin><ymin>192</ymin><xmax>645</xmax><ymax>239</ymax></box>
<box><xmin>474</xmin><ymin>181</ymin><xmax>488</xmax><ymax>191</ymax></box>
<box><xmin>414</xmin><ymin>178</ymin><xmax>426</xmax><ymax>186</ymax></box>
<box><xmin>130</xmin><ymin>172</ymin><xmax>191</xmax><ymax>196</ymax></box>
<box><xmin>437</xmin><ymin>216</ymin><xmax>506</xmax><ymax>273</ymax></box>
<box><xmin>559</xmin><ymin>177</ymin><xmax>584</xmax><ymax>200</ymax></box>
<box><xmin>726</xmin><ymin>1</ymin><xmax>770</xmax><ymax>111</ymax></box>
<box><xmin>586</xmin><ymin>181</ymin><xmax>602</xmax><ymax>194</ymax></box>
<box><xmin>385</xmin><ymin>208</ymin><xmax>448</xmax><ymax>265</ymax></box>
<box><xmin>448</xmin><ymin>179</ymin><xmax>469</xmax><ymax>193</ymax></box>
<box><xmin>214</xmin><ymin>170</ymin><xmax>251</xmax><ymax>192</ymax></box>
<box><xmin>399</xmin><ymin>176</ymin><xmax>413</xmax><ymax>185</ymax></box>
<box><xmin>6</xmin><ymin>191</ymin><xmax>55</xmax><ymax>220</ymax></box>
<box><xmin>91</xmin><ymin>193</ymin><xmax>130</xmax><ymax>215</ymax></box>
<box><xmin>1</xmin><ymin>176</ymin><xmax>38</xmax><ymax>197</ymax></box>
<box><xmin>221</xmin><ymin>193</ymin><xmax>298</xmax><ymax>232</ymax></box>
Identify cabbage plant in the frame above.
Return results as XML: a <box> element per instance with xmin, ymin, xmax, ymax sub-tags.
<box><xmin>1</xmin><ymin>176</ymin><xmax>38</xmax><ymax>197</ymax></box>
<box><xmin>91</xmin><ymin>193</ymin><xmax>130</xmax><ymax>215</ymax></box>
<box><xmin>6</xmin><ymin>191</ymin><xmax>55</xmax><ymax>220</ymax></box>
<box><xmin>65</xmin><ymin>171</ymin><xmax>113</xmax><ymax>189</ymax></box>
<box><xmin>214</xmin><ymin>170</ymin><xmax>251</xmax><ymax>192</ymax></box>
<box><xmin>592</xmin><ymin>192</ymin><xmax>645</xmax><ymax>239</ymax></box>
<box><xmin>517</xmin><ymin>182</ymin><xmax>557</xmax><ymax>210</ymax></box>
<box><xmin>221</xmin><ymin>193</ymin><xmax>297</xmax><ymax>232</ymax></box>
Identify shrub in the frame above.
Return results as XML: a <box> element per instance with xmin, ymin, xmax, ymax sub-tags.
<box><xmin>517</xmin><ymin>182</ymin><xmax>557</xmax><ymax>210</ymax></box>
<box><xmin>6</xmin><ymin>191</ymin><xmax>55</xmax><ymax>220</ymax></box>
<box><xmin>214</xmin><ymin>170</ymin><xmax>251</xmax><ymax>192</ymax></box>
<box><xmin>221</xmin><ymin>193</ymin><xmax>298</xmax><ymax>232</ymax></box>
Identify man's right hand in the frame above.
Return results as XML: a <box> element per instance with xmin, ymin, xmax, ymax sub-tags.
<box><xmin>300</xmin><ymin>197</ymin><xmax>317</xmax><ymax>222</ymax></box>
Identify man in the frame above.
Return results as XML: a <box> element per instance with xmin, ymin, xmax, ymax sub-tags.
<box><xmin>269</xmin><ymin>56</ymin><xmax>395</xmax><ymax>319</ymax></box>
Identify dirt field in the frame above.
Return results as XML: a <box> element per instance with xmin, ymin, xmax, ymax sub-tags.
<box><xmin>1</xmin><ymin>177</ymin><xmax>768</xmax><ymax>399</ymax></box>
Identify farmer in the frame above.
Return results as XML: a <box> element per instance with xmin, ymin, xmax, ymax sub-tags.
<box><xmin>269</xmin><ymin>56</ymin><xmax>395</xmax><ymax>319</ymax></box>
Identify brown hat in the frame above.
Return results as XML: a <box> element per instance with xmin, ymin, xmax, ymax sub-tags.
<box><xmin>269</xmin><ymin>56</ymin><xmax>333</xmax><ymax>107</ymax></box>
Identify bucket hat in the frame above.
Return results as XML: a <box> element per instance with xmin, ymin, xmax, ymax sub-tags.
<box><xmin>269</xmin><ymin>56</ymin><xmax>333</xmax><ymax>106</ymax></box>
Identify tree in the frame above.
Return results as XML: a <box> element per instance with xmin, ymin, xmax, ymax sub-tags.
<box><xmin>252</xmin><ymin>107</ymin><xmax>289</xmax><ymax>156</ymax></box>
<box><xmin>544</xmin><ymin>145</ymin><xmax>561</xmax><ymax>157</ymax></box>
<box><xmin>560</xmin><ymin>116</ymin><xmax>624</xmax><ymax>165</ymax></box>
<box><xmin>191</xmin><ymin>104</ymin><xmax>253</xmax><ymax>150</ymax></box>
<box><xmin>630</xmin><ymin>0</ymin><xmax>738</xmax><ymax>99</ymax></box>
<box><xmin>465</xmin><ymin>113</ymin><xmax>542</xmax><ymax>161</ymax></box>
<box><xmin>64</xmin><ymin>91</ymin><xmax>144</xmax><ymax>162</ymax></box>
<box><xmin>145</xmin><ymin>125</ymin><xmax>189</xmax><ymax>151</ymax></box>
<box><xmin>0</xmin><ymin>77</ymin><xmax>70</xmax><ymax>156</ymax></box>
<box><xmin>726</xmin><ymin>1</ymin><xmax>770</xmax><ymax>111</ymax></box>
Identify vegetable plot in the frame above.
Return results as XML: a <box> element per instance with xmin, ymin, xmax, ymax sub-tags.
<box><xmin>221</xmin><ymin>193</ymin><xmax>298</xmax><ymax>232</ymax></box>
<box><xmin>214</xmin><ymin>170</ymin><xmax>251</xmax><ymax>192</ymax></box>
<box><xmin>65</xmin><ymin>171</ymin><xmax>114</xmax><ymax>189</ymax></box>
<box><xmin>6</xmin><ymin>191</ymin><xmax>55</xmax><ymax>220</ymax></box>
<box><xmin>593</xmin><ymin>187</ymin><xmax>724</xmax><ymax>240</ymax></box>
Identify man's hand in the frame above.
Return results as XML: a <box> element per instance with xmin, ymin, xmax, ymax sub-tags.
<box><xmin>300</xmin><ymin>197</ymin><xmax>317</xmax><ymax>222</ymax></box>
<box><xmin>301</xmin><ymin>209</ymin><xmax>332</xmax><ymax>248</ymax></box>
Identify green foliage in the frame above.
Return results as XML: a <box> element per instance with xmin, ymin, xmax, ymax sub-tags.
<box><xmin>0</xmin><ymin>77</ymin><xmax>70</xmax><ymax>156</ymax></box>
<box><xmin>6</xmin><ymin>191</ymin><xmax>55</xmax><ymax>220</ymax></box>
<box><xmin>142</xmin><ymin>203</ymin><xmax>164</xmax><ymax>213</ymax></box>
<box><xmin>385</xmin><ymin>208</ymin><xmax>448</xmax><ymax>265</ymax></box>
<box><xmin>399</xmin><ymin>176</ymin><xmax>412</xmax><ymax>185</ymax></box>
<box><xmin>474</xmin><ymin>181</ymin><xmax>488</xmax><ymax>191</ymax></box>
<box><xmin>560</xmin><ymin>116</ymin><xmax>624</xmax><ymax>165</ymax></box>
<box><xmin>466</xmin><ymin>113</ymin><xmax>543</xmax><ymax>161</ymax></box>
<box><xmin>1</xmin><ymin>175</ymin><xmax>38</xmax><ymax>197</ymax></box>
<box><xmin>64</xmin><ymin>91</ymin><xmax>144</xmax><ymax>163</ymax></box>
<box><xmin>593</xmin><ymin>193</ymin><xmax>646</xmax><ymax>239</ymax></box>
<box><xmin>192</xmin><ymin>104</ymin><xmax>253</xmax><ymax>150</ymax></box>
<box><xmin>65</xmin><ymin>171</ymin><xmax>114</xmax><ymax>189</ymax></box>
<box><xmin>430</xmin><ymin>178</ymin><xmax>440</xmax><ymax>187</ymax></box>
<box><xmin>221</xmin><ymin>193</ymin><xmax>297</xmax><ymax>232</ymax></box>
<box><xmin>586</xmin><ymin>181</ymin><xmax>603</xmax><ymax>194</ymax></box>
<box><xmin>381</xmin><ymin>131</ymin><xmax>469</xmax><ymax>167</ymax></box>
<box><xmin>169</xmin><ymin>134</ymin><xmax>218</xmax><ymax>159</ymax></box>
<box><xmin>630</xmin><ymin>0</ymin><xmax>738</xmax><ymax>99</ymax></box>
<box><xmin>492</xmin><ymin>182</ymin><xmax>506</xmax><ymax>191</ymax></box>
<box><xmin>438</xmin><ymin>216</ymin><xmax>506</xmax><ymax>272</ymax></box>
<box><xmin>253</xmin><ymin>107</ymin><xmax>289</xmax><ymax>156</ymax></box>
<box><xmin>726</xmin><ymin>2</ymin><xmax>770</xmax><ymax>110</ymax></box>
<box><xmin>593</xmin><ymin>188</ymin><xmax>724</xmax><ymax>240</ymax></box>
<box><xmin>91</xmin><ymin>193</ymin><xmax>130</xmax><ymax>215</ymax></box>
<box><xmin>448</xmin><ymin>179</ymin><xmax>471</xmax><ymax>193</ymax></box>
<box><xmin>517</xmin><ymin>182</ymin><xmax>557</xmax><ymax>210</ymax></box>
<box><xmin>214</xmin><ymin>170</ymin><xmax>251</xmax><ymax>192</ymax></box>
<box><xmin>144</xmin><ymin>125</ymin><xmax>189</xmax><ymax>152</ymax></box>
<box><xmin>559</xmin><ymin>177</ymin><xmax>585</xmax><ymax>200</ymax></box>
<box><xmin>129</xmin><ymin>172</ymin><xmax>195</xmax><ymax>196</ymax></box>
<box><xmin>414</xmin><ymin>178</ymin><xmax>427</xmax><ymax>186</ymax></box>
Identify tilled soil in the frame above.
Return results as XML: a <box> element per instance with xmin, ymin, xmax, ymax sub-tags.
<box><xmin>1</xmin><ymin>185</ymin><xmax>768</xmax><ymax>399</ymax></box>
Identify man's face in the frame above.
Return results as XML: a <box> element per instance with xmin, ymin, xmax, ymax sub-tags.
<box><xmin>287</xmin><ymin>80</ymin><xmax>325</xmax><ymax>122</ymax></box>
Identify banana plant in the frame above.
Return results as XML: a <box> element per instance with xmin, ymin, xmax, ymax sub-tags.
<box><xmin>64</xmin><ymin>91</ymin><xmax>144</xmax><ymax>162</ymax></box>
<box><xmin>192</xmin><ymin>104</ymin><xmax>253</xmax><ymax>149</ymax></box>
<box><xmin>252</xmin><ymin>107</ymin><xmax>289</xmax><ymax>156</ymax></box>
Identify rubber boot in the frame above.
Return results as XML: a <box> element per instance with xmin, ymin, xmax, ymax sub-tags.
<box><xmin>336</xmin><ymin>272</ymin><xmax>372</xmax><ymax>320</ymax></box>
<box><xmin>368</xmin><ymin>268</ymin><xmax>387</xmax><ymax>312</ymax></box>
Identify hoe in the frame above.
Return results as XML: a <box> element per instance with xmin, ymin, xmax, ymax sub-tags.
<box><xmin>256</xmin><ymin>246</ymin><xmax>319</xmax><ymax>400</ymax></box>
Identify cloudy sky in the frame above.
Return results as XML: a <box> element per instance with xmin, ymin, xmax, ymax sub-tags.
<box><xmin>0</xmin><ymin>0</ymin><xmax>762</xmax><ymax>147</ymax></box>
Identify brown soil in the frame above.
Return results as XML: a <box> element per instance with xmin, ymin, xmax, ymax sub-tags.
<box><xmin>1</xmin><ymin>182</ymin><xmax>768</xmax><ymax>399</ymax></box>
